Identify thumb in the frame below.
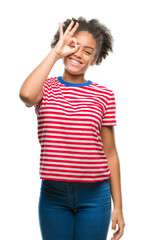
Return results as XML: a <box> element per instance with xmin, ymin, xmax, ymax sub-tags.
<box><xmin>68</xmin><ymin>37</ymin><xmax>80</xmax><ymax>53</ymax></box>
<box><xmin>70</xmin><ymin>43</ymin><xmax>80</xmax><ymax>53</ymax></box>
<box><xmin>112</xmin><ymin>218</ymin><xmax>116</xmax><ymax>231</ymax></box>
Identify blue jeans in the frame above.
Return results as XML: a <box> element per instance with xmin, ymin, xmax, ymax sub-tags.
<box><xmin>38</xmin><ymin>179</ymin><xmax>112</xmax><ymax>240</ymax></box>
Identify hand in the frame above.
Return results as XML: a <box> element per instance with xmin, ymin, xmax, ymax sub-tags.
<box><xmin>53</xmin><ymin>20</ymin><xmax>80</xmax><ymax>59</ymax></box>
<box><xmin>111</xmin><ymin>208</ymin><xmax>125</xmax><ymax>240</ymax></box>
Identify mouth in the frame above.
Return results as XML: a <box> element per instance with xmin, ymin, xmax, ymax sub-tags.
<box><xmin>69</xmin><ymin>57</ymin><xmax>83</xmax><ymax>66</ymax></box>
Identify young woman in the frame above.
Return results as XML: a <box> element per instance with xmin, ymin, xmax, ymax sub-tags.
<box><xmin>19</xmin><ymin>17</ymin><xmax>125</xmax><ymax>240</ymax></box>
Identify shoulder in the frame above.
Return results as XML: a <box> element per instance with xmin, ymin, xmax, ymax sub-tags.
<box><xmin>43</xmin><ymin>77</ymin><xmax>58</xmax><ymax>89</ymax></box>
<box><xmin>91</xmin><ymin>82</ymin><xmax>115</xmax><ymax>96</ymax></box>
<box><xmin>44</xmin><ymin>76</ymin><xmax>57</xmax><ymax>84</ymax></box>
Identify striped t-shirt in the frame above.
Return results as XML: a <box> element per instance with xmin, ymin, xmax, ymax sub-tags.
<box><xmin>34</xmin><ymin>76</ymin><xmax>117</xmax><ymax>183</ymax></box>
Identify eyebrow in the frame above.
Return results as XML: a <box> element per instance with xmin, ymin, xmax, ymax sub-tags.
<box><xmin>84</xmin><ymin>46</ymin><xmax>95</xmax><ymax>51</ymax></box>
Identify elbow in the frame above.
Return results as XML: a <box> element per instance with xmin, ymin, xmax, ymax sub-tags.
<box><xmin>19</xmin><ymin>89</ymin><xmax>34</xmax><ymax>105</ymax></box>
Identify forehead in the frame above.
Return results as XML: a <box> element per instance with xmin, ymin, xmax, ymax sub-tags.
<box><xmin>74</xmin><ymin>31</ymin><xmax>97</xmax><ymax>49</ymax></box>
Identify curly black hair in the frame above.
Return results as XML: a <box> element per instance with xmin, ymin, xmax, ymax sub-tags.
<box><xmin>51</xmin><ymin>16</ymin><xmax>114</xmax><ymax>65</ymax></box>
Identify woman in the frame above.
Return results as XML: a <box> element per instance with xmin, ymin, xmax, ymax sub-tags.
<box><xmin>19</xmin><ymin>17</ymin><xmax>125</xmax><ymax>240</ymax></box>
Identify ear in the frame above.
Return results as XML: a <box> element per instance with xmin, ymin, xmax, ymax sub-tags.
<box><xmin>90</xmin><ymin>57</ymin><xmax>98</xmax><ymax>66</ymax></box>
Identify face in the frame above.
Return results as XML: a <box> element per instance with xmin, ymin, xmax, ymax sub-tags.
<box><xmin>63</xmin><ymin>31</ymin><xmax>98</xmax><ymax>76</ymax></box>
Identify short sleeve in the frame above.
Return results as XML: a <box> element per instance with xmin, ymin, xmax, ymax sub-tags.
<box><xmin>33</xmin><ymin>85</ymin><xmax>45</xmax><ymax>109</ymax></box>
<box><xmin>33</xmin><ymin>78</ymin><xmax>51</xmax><ymax>115</ymax></box>
<box><xmin>102</xmin><ymin>91</ymin><xmax>117</xmax><ymax>126</ymax></box>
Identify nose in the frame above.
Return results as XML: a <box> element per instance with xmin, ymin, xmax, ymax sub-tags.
<box><xmin>73</xmin><ymin>46</ymin><xmax>82</xmax><ymax>58</ymax></box>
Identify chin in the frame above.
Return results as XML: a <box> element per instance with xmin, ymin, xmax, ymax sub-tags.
<box><xmin>66</xmin><ymin>69</ymin><xmax>83</xmax><ymax>76</ymax></box>
<box><xmin>65</xmin><ymin>65</ymin><xmax>86</xmax><ymax>76</ymax></box>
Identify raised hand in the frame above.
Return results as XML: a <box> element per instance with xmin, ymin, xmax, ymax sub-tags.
<box><xmin>53</xmin><ymin>20</ymin><xmax>80</xmax><ymax>59</ymax></box>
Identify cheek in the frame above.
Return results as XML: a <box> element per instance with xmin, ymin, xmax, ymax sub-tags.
<box><xmin>89</xmin><ymin>55</ymin><xmax>96</xmax><ymax>64</ymax></box>
<box><xmin>85</xmin><ymin>57</ymin><xmax>94</xmax><ymax>67</ymax></box>
<box><xmin>63</xmin><ymin>57</ymin><xmax>69</xmax><ymax>66</ymax></box>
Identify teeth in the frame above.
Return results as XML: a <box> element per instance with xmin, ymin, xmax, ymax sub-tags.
<box><xmin>71</xmin><ymin>59</ymin><xmax>81</xmax><ymax>64</ymax></box>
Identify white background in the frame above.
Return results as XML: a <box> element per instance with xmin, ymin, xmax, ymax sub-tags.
<box><xmin>0</xmin><ymin>0</ymin><xmax>144</xmax><ymax>239</ymax></box>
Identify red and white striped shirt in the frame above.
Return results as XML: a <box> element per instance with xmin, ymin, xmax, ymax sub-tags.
<box><xmin>34</xmin><ymin>76</ymin><xmax>117</xmax><ymax>182</ymax></box>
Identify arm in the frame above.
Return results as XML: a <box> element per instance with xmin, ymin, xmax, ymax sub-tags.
<box><xmin>100</xmin><ymin>126</ymin><xmax>125</xmax><ymax>240</ymax></box>
<box><xmin>19</xmin><ymin>20</ymin><xmax>80</xmax><ymax>106</ymax></box>
<box><xmin>19</xmin><ymin>49</ymin><xmax>60</xmax><ymax>106</ymax></box>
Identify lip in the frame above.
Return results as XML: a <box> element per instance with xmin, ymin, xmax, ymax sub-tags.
<box><xmin>69</xmin><ymin>57</ymin><xmax>83</xmax><ymax>65</ymax></box>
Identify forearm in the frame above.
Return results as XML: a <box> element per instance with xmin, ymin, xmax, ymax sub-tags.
<box><xmin>107</xmin><ymin>151</ymin><xmax>123</xmax><ymax>209</ymax></box>
<box><xmin>19</xmin><ymin>48</ymin><xmax>59</xmax><ymax>103</ymax></box>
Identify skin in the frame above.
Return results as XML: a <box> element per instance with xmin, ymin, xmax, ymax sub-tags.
<box><xmin>20</xmin><ymin>20</ymin><xmax>125</xmax><ymax>239</ymax></box>
<box><xmin>55</xmin><ymin>21</ymin><xmax>125</xmax><ymax>239</ymax></box>
<box><xmin>100</xmin><ymin>126</ymin><xmax>125</xmax><ymax>240</ymax></box>
<box><xmin>62</xmin><ymin>31</ymin><xmax>98</xmax><ymax>83</ymax></box>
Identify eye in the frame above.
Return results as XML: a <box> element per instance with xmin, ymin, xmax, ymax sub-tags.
<box><xmin>85</xmin><ymin>51</ymin><xmax>91</xmax><ymax>55</ymax></box>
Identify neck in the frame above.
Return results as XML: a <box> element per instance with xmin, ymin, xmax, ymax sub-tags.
<box><xmin>62</xmin><ymin>70</ymin><xmax>87</xmax><ymax>83</ymax></box>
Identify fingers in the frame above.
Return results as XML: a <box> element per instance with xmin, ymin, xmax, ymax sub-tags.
<box><xmin>64</xmin><ymin>20</ymin><xmax>79</xmax><ymax>37</ymax></box>
<box><xmin>111</xmin><ymin>217</ymin><xmax>118</xmax><ymax>239</ymax></box>
<box><xmin>69</xmin><ymin>22</ymin><xmax>79</xmax><ymax>37</ymax></box>
<box><xmin>64</xmin><ymin>20</ymin><xmax>75</xmax><ymax>35</ymax></box>
<box><xmin>68</xmin><ymin>37</ymin><xmax>77</xmax><ymax>46</ymax></box>
<box><xmin>70</xmin><ymin>44</ymin><xmax>80</xmax><ymax>54</ymax></box>
<box><xmin>57</xmin><ymin>20</ymin><xmax>80</xmax><ymax>58</ymax></box>
<box><xmin>112</xmin><ymin>219</ymin><xmax>116</xmax><ymax>232</ymax></box>
<box><xmin>68</xmin><ymin>37</ymin><xmax>80</xmax><ymax>53</ymax></box>
<box><xmin>59</xmin><ymin>23</ymin><xmax>63</xmax><ymax>37</ymax></box>
<box><xmin>111</xmin><ymin>209</ymin><xmax>125</xmax><ymax>240</ymax></box>
<box><xmin>111</xmin><ymin>223</ymin><xmax>124</xmax><ymax>240</ymax></box>
<box><xmin>59</xmin><ymin>20</ymin><xmax>79</xmax><ymax>41</ymax></box>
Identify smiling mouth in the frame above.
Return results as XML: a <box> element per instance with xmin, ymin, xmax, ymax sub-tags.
<box><xmin>69</xmin><ymin>58</ymin><xmax>83</xmax><ymax>65</ymax></box>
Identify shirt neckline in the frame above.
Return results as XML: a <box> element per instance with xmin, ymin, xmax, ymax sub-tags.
<box><xmin>57</xmin><ymin>76</ymin><xmax>92</xmax><ymax>87</ymax></box>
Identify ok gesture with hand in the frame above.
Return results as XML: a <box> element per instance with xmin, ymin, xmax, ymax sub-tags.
<box><xmin>54</xmin><ymin>20</ymin><xmax>80</xmax><ymax>58</ymax></box>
